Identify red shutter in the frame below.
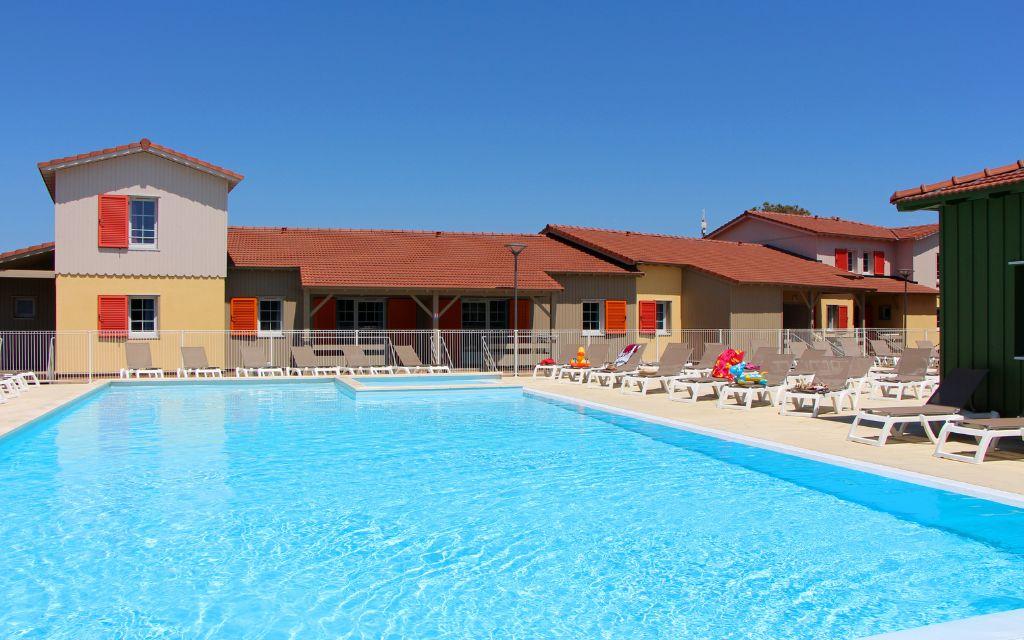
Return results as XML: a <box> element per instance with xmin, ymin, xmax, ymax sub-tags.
<box><xmin>638</xmin><ymin>300</ymin><xmax>657</xmax><ymax>333</ymax></box>
<box><xmin>387</xmin><ymin>298</ymin><xmax>417</xmax><ymax>330</ymax></box>
<box><xmin>605</xmin><ymin>300</ymin><xmax>627</xmax><ymax>334</ymax></box>
<box><xmin>505</xmin><ymin>298</ymin><xmax>531</xmax><ymax>330</ymax></box>
<box><xmin>838</xmin><ymin>305</ymin><xmax>849</xmax><ymax>329</ymax></box>
<box><xmin>98</xmin><ymin>194</ymin><xmax>130</xmax><ymax>248</ymax></box>
<box><xmin>438</xmin><ymin>298</ymin><xmax>461</xmax><ymax>330</ymax></box>
<box><xmin>873</xmin><ymin>251</ymin><xmax>885</xmax><ymax>275</ymax></box>
<box><xmin>97</xmin><ymin>295</ymin><xmax>128</xmax><ymax>336</ymax></box>
<box><xmin>311</xmin><ymin>297</ymin><xmax>336</xmax><ymax>330</ymax></box>
<box><xmin>834</xmin><ymin>248</ymin><xmax>848</xmax><ymax>271</ymax></box>
<box><xmin>229</xmin><ymin>297</ymin><xmax>258</xmax><ymax>334</ymax></box>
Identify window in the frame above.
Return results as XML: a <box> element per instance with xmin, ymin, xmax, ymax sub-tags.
<box><xmin>128</xmin><ymin>296</ymin><xmax>157</xmax><ymax>338</ymax></box>
<box><xmin>826</xmin><ymin>304</ymin><xmax>840</xmax><ymax>329</ymax></box>
<box><xmin>582</xmin><ymin>300</ymin><xmax>604</xmax><ymax>335</ymax></box>
<box><xmin>862</xmin><ymin>252</ymin><xmax>872</xmax><ymax>274</ymax></box>
<box><xmin>258</xmin><ymin>298</ymin><xmax>283</xmax><ymax>336</ymax></box>
<box><xmin>461</xmin><ymin>299</ymin><xmax>507</xmax><ymax>330</ymax></box>
<box><xmin>336</xmin><ymin>299</ymin><xmax>385</xmax><ymax>330</ymax></box>
<box><xmin>878</xmin><ymin>305</ymin><xmax>893</xmax><ymax>322</ymax></box>
<box><xmin>13</xmin><ymin>296</ymin><xmax>36</xmax><ymax>320</ymax></box>
<box><xmin>129</xmin><ymin>198</ymin><xmax>157</xmax><ymax>248</ymax></box>
<box><xmin>655</xmin><ymin>301</ymin><xmax>670</xmax><ymax>335</ymax></box>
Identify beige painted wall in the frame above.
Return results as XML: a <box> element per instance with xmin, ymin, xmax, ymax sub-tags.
<box><xmin>55</xmin><ymin>275</ymin><xmax>226</xmax><ymax>373</ymax></box>
<box><xmin>730</xmin><ymin>285</ymin><xmax>783</xmax><ymax>330</ymax></box>
<box><xmin>55</xmin><ymin>153</ymin><xmax>229</xmax><ymax>278</ymax></box>
<box><xmin>636</xmin><ymin>265</ymin><xmax>683</xmax><ymax>352</ymax></box>
<box><xmin>225</xmin><ymin>268</ymin><xmax>302</xmax><ymax>331</ymax></box>
<box><xmin>680</xmin><ymin>268</ymin><xmax>730</xmax><ymax>328</ymax></box>
<box><xmin>549</xmin><ymin>274</ymin><xmax>637</xmax><ymax>333</ymax></box>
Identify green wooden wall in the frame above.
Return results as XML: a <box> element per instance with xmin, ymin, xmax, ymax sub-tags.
<box><xmin>940</xmin><ymin>192</ymin><xmax>1023</xmax><ymax>416</ymax></box>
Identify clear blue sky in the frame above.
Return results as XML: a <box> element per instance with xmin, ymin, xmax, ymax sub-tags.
<box><xmin>2</xmin><ymin>1</ymin><xmax>1020</xmax><ymax>252</ymax></box>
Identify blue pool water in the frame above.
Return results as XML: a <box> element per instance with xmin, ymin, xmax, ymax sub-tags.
<box><xmin>352</xmin><ymin>373</ymin><xmax>502</xmax><ymax>387</ymax></box>
<box><xmin>1</xmin><ymin>381</ymin><xmax>1023</xmax><ymax>639</ymax></box>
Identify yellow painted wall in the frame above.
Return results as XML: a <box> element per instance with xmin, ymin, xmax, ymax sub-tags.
<box><xmin>816</xmin><ymin>294</ymin><xmax>855</xmax><ymax>329</ymax></box>
<box><xmin>55</xmin><ymin>275</ymin><xmax>226</xmax><ymax>374</ymax></box>
<box><xmin>635</xmin><ymin>265</ymin><xmax>683</xmax><ymax>355</ymax></box>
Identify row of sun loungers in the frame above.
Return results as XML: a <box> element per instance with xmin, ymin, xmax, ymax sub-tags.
<box><xmin>116</xmin><ymin>343</ymin><xmax>450</xmax><ymax>379</ymax></box>
<box><xmin>0</xmin><ymin>370</ymin><xmax>41</xmax><ymax>404</ymax></box>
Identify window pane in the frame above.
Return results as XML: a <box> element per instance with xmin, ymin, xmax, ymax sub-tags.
<box><xmin>358</xmin><ymin>301</ymin><xmax>385</xmax><ymax>329</ymax></box>
<box><xmin>259</xmin><ymin>300</ymin><xmax>283</xmax><ymax>332</ymax></box>
<box><xmin>13</xmin><ymin>297</ymin><xmax>35</xmax><ymax>319</ymax></box>
<box><xmin>656</xmin><ymin>301</ymin><xmax>667</xmax><ymax>331</ymax></box>
<box><xmin>582</xmin><ymin>301</ymin><xmax>600</xmax><ymax>332</ymax></box>
<box><xmin>489</xmin><ymin>300</ymin><xmax>507</xmax><ymax>329</ymax></box>
<box><xmin>130</xmin><ymin>199</ymin><xmax>157</xmax><ymax>245</ymax></box>
<box><xmin>129</xmin><ymin>298</ymin><xmax>156</xmax><ymax>333</ymax></box>
<box><xmin>462</xmin><ymin>301</ymin><xmax>487</xmax><ymax>330</ymax></box>
<box><xmin>337</xmin><ymin>299</ymin><xmax>355</xmax><ymax>330</ymax></box>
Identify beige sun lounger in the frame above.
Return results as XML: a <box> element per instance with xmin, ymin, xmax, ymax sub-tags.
<box><xmin>680</xmin><ymin>343</ymin><xmax>724</xmax><ymax>377</ymax></box>
<box><xmin>717</xmin><ymin>355</ymin><xmax>795</xmax><ymax>410</ymax></box>
<box><xmin>120</xmin><ymin>342</ymin><xmax>164</xmax><ymax>379</ymax></box>
<box><xmin>619</xmin><ymin>344</ymin><xmax>693</xmax><ymax>395</ymax></box>
<box><xmin>868</xmin><ymin>339</ymin><xmax>897</xmax><ymax>367</ymax></box>
<box><xmin>778</xmin><ymin>357</ymin><xmax>854</xmax><ymax>417</ymax></box>
<box><xmin>287</xmin><ymin>345</ymin><xmax>342</xmax><ymax>377</ymax></box>
<box><xmin>837</xmin><ymin>337</ymin><xmax>861</xmax><ymax>357</ymax></box>
<box><xmin>558</xmin><ymin>343</ymin><xmax>611</xmax><ymax>384</ymax></box>
<box><xmin>393</xmin><ymin>345</ymin><xmax>440</xmax><ymax>374</ymax></box>
<box><xmin>533</xmin><ymin>343</ymin><xmax>579</xmax><ymax>379</ymax></box>
<box><xmin>340</xmin><ymin>346</ymin><xmax>393</xmax><ymax>375</ymax></box>
<box><xmin>177</xmin><ymin>346</ymin><xmax>223</xmax><ymax>378</ymax></box>
<box><xmin>870</xmin><ymin>347</ymin><xmax>934</xmax><ymax>399</ymax></box>
<box><xmin>933</xmin><ymin>417</ymin><xmax>1024</xmax><ymax>464</ymax></box>
<box><xmin>847</xmin><ymin>368</ymin><xmax>988</xmax><ymax>446</ymax></box>
<box><xmin>587</xmin><ymin>345</ymin><xmax>647</xmax><ymax>387</ymax></box>
<box><xmin>236</xmin><ymin>345</ymin><xmax>285</xmax><ymax>377</ymax></box>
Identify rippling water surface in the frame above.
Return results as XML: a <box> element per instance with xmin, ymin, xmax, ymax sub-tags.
<box><xmin>1</xmin><ymin>381</ymin><xmax>1023</xmax><ymax>639</ymax></box>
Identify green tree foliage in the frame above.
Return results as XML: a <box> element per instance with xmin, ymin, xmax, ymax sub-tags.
<box><xmin>758</xmin><ymin>202</ymin><xmax>811</xmax><ymax>216</ymax></box>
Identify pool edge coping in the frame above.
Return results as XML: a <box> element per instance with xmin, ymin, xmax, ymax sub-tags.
<box><xmin>524</xmin><ymin>388</ymin><xmax>1024</xmax><ymax>509</ymax></box>
<box><xmin>859</xmin><ymin>607</ymin><xmax>1024</xmax><ymax>639</ymax></box>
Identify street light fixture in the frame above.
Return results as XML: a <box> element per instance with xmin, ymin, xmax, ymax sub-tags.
<box><xmin>898</xmin><ymin>268</ymin><xmax>913</xmax><ymax>335</ymax></box>
<box><xmin>506</xmin><ymin>243</ymin><xmax>527</xmax><ymax>376</ymax></box>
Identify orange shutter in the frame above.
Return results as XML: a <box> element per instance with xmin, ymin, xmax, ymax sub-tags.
<box><xmin>506</xmin><ymin>298</ymin><xmax>531</xmax><ymax>330</ymax></box>
<box><xmin>834</xmin><ymin>248</ymin><xmax>848</xmax><ymax>271</ymax></box>
<box><xmin>311</xmin><ymin>297</ymin><xmax>336</xmax><ymax>330</ymax></box>
<box><xmin>98</xmin><ymin>194</ymin><xmax>130</xmax><ymax>248</ymax></box>
<box><xmin>229</xmin><ymin>297</ymin><xmax>258</xmax><ymax>334</ymax></box>
<box><xmin>605</xmin><ymin>300</ymin><xmax>627</xmax><ymax>334</ymax></box>
<box><xmin>387</xmin><ymin>298</ymin><xmax>417</xmax><ymax>330</ymax></box>
<box><xmin>638</xmin><ymin>300</ymin><xmax>657</xmax><ymax>333</ymax></box>
<box><xmin>873</xmin><ymin>251</ymin><xmax>885</xmax><ymax>275</ymax></box>
<box><xmin>97</xmin><ymin>295</ymin><xmax>128</xmax><ymax>336</ymax></box>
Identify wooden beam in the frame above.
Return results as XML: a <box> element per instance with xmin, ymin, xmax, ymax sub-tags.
<box><xmin>410</xmin><ymin>294</ymin><xmax>433</xmax><ymax>316</ymax></box>
<box><xmin>439</xmin><ymin>295</ymin><xmax>460</xmax><ymax>317</ymax></box>
<box><xmin>309</xmin><ymin>294</ymin><xmax>334</xmax><ymax>318</ymax></box>
<box><xmin>0</xmin><ymin>270</ymin><xmax>55</xmax><ymax>279</ymax></box>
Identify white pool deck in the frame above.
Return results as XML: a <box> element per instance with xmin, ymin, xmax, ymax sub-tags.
<box><xmin>1</xmin><ymin>375</ymin><xmax>1023</xmax><ymax>639</ymax></box>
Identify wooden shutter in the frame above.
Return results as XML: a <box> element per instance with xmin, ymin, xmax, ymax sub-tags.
<box><xmin>873</xmin><ymin>251</ymin><xmax>886</xmax><ymax>275</ymax></box>
<box><xmin>605</xmin><ymin>300</ymin><xmax>627</xmax><ymax>334</ymax></box>
<box><xmin>97</xmin><ymin>295</ymin><xmax>128</xmax><ymax>336</ymax></box>
<box><xmin>838</xmin><ymin>305</ymin><xmax>849</xmax><ymax>329</ymax></box>
<box><xmin>311</xmin><ymin>296</ymin><xmax>337</xmax><ymax>330</ymax></box>
<box><xmin>834</xmin><ymin>248</ymin><xmax>848</xmax><ymax>271</ymax></box>
<box><xmin>229</xmin><ymin>297</ymin><xmax>258</xmax><ymax>334</ymax></box>
<box><xmin>506</xmin><ymin>298</ymin><xmax>531</xmax><ymax>330</ymax></box>
<box><xmin>98</xmin><ymin>194</ymin><xmax>130</xmax><ymax>248</ymax></box>
<box><xmin>387</xmin><ymin>298</ymin><xmax>417</xmax><ymax>330</ymax></box>
<box><xmin>638</xmin><ymin>300</ymin><xmax>657</xmax><ymax>333</ymax></box>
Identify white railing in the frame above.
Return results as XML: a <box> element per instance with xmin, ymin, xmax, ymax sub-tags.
<box><xmin>0</xmin><ymin>328</ymin><xmax>939</xmax><ymax>382</ymax></box>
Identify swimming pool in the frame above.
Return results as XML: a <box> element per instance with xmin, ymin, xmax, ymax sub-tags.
<box><xmin>351</xmin><ymin>373</ymin><xmax>502</xmax><ymax>387</ymax></box>
<box><xmin>1</xmin><ymin>381</ymin><xmax>1022</xmax><ymax>638</ymax></box>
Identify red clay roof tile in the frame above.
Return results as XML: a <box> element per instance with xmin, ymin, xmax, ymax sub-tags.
<box><xmin>891</xmin><ymin>160</ymin><xmax>1024</xmax><ymax>205</ymax></box>
<box><xmin>0</xmin><ymin>241</ymin><xmax>55</xmax><ymax>264</ymax></box>
<box><xmin>708</xmin><ymin>210</ymin><xmax>937</xmax><ymax>241</ymax></box>
<box><xmin>37</xmin><ymin>139</ymin><xmax>243</xmax><ymax>201</ymax></box>
<box><xmin>543</xmin><ymin>224</ymin><xmax>937</xmax><ymax>293</ymax></box>
<box><xmin>227</xmin><ymin>227</ymin><xmax>634</xmax><ymax>291</ymax></box>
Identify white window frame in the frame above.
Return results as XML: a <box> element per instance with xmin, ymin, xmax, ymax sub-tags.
<box><xmin>129</xmin><ymin>197</ymin><xmax>159</xmax><ymax>250</ymax></box>
<box><xmin>582</xmin><ymin>299</ymin><xmax>605</xmax><ymax>336</ymax></box>
<box><xmin>128</xmin><ymin>295</ymin><xmax>159</xmax><ymax>339</ymax></box>
<box><xmin>257</xmin><ymin>297</ymin><xmax>284</xmax><ymax>337</ymax></box>
<box><xmin>336</xmin><ymin>298</ymin><xmax>387</xmax><ymax>331</ymax></box>
<box><xmin>13</xmin><ymin>296</ymin><xmax>37</xmax><ymax>320</ymax></box>
<box><xmin>862</xmin><ymin>252</ymin><xmax>872</xmax><ymax>275</ymax></box>
<box><xmin>655</xmin><ymin>300</ymin><xmax>670</xmax><ymax>335</ymax></box>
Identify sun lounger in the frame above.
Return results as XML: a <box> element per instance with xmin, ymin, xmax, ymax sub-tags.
<box><xmin>843</xmin><ymin>356</ymin><xmax>876</xmax><ymax>411</ymax></box>
<box><xmin>177</xmin><ymin>346</ymin><xmax>223</xmax><ymax>378</ymax></box>
<box><xmin>868</xmin><ymin>339</ymin><xmax>897</xmax><ymax>367</ymax></box>
<box><xmin>789</xmin><ymin>348</ymin><xmax>827</xmax><ymax>382</ymax></box>
<box><xmin>847</xmin><ymin>368</ymin><xmax>989</xmax><ymax>446</ymax></box>
<box><xmin>587</xmin><ymin>345</ymin><xmax>647</xmax><ymax>387</ymax></box>
<box><xmin>2</xmin><ymin>371</ymin><xmax>41</xmax><ymax>391</ymax></box>
<box><xmin>870</xmin><ymin>347</ymin><xmax>934</xmax><ymax>399</ymax></box>
<box><xmin>716</xmin><ymin>355</ymin><xmax>794</xmax><ymax>410</ymax></box>
<box><xmin>120</xmin><ymin>342</ymin><xmax>164</xmax><ymax>379</ymax></box>
<box><xmin>666</xmin><ymin>374</ymin><xmax>730</xmax><ymax>403</ymax></box>
<box><xmin>778</xmin><ymin>357</ymin><xmax>854</xmax><ymax>417</ymax></box>
<box><xmin>933</xmin><ymin>417</ymin><xmax>1024</xmax><ymax>464</ymax></box>
<box><xmin>533</xmin><ymin>344</ymin><xmax>579</xmax><ymax>379</ymax></box>
<box><xmin>837</xmin><ymin>337</ymin><xmax>861</xmax><ymax>357</ymax></box>
<box><xmin>392</xmin><ymin>345</ymin><xmax>437</xmax><ymax>374</ymax></box>
<box><xmin>679</xmin><ymin>343</ymin><xmax>723</xmax><ymax>377</ymax></box>
<box><xmin>789</xmin><ymin>341</ymin><xmax>810</xmax><ymax>358</ymax></box>
<box><xmin>0</xmin><ymin>377</ymin><xmax>21</xmax><ymax>403</ymax></box>
<box><xmin>236</xmin><ymin>345</ymin><xmax>285</xmax><ymax>377</ymax></box>
<box><xmin>558</xmin><ymin>343</ymin><xmax>611</xmax><ymax>384</ymax></box>
<box><xmin>287</xmin><ymin>345</ymin><xmax>342</xmax><ymax>377</ymax></box>
<box><xmin>619</xmin><ymin>344</ymin><xmax>692</xmax><ymax>395</ymax></box>
<box><xmin>340</xmin><ymin>346</ymin><xmax>393</xmax><ymax>375</ymax></box>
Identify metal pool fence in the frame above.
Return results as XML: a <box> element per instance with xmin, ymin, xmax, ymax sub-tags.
<box><xmin>0</xmin><ymin>328</ymin><xmax>939</xmax><ymax>382</ymax></box>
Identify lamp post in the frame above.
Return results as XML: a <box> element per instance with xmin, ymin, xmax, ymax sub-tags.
<box><xmin>898</xmin><ymin>268</ymin><xmax>913</xmax><ymax>341</ymax></box>
<box><xmin>506</xmin><ymin>242</ymin><xmax>527</xmax><ymax>376</ymax></box>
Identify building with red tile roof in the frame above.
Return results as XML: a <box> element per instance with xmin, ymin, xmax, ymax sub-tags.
<box><xmin>891</xmin><ymin>160</ymin><xmax>1024</xmax><ymax>207</ymax></box>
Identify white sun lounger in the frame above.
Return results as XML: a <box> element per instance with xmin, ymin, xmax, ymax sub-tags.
<box><xmin>236</xmin><ymin>345</ymin><xmax>285</xmax><ymax>377</ymax></box>
<box><xmin>586</xmin><ymin>345</ymin><xmax>647</xmax><ymax>388</ymax></box>
<box><xmin>716</xmin><ymin>356</ymin><xmax>794</xmax><ymax>411</ymax></box>
<box><xmin>619</xmin><ymin>344</ymin><xmax>692</xmax><ymax>395</ymax></box>
<box><xmin>557</xmin><ymin>343</ymin><xmax>611</xmax><ymax>384</ymax></box>
<box><xmin>340</xmin><ymin>346</ymin><xmax>393</xmax><ymax>375</ymax></box>
<box><xmin>933</xmin><ymin>417</ymin><xmax>1024</xmax><ymax>464</ymax></box>
<box><xmin>392</xmin><ymin>345</ymin><xmax>437</xmax><ymax>374</ymax></box>
<box><xmin>533</xmin><ymin>344</ymin><xmax>579</xmax><ymax>379</ymax></box>
<box><xmin>287</xmin><ymin>345</ymin><xmax>342</xmax><ymax>377</ymax></box>
<box><xmin>177</xmin><ymin>346</ymin><xmax>223</xmax><ymax>378</ymax></box>
<box><xmin>120</xmin><ymin>343</ymin><xmax>165</xmax><ymax>379</ymax></box>
<box><xmin>778</xmin><ymin>358</ymin><xmax>854</xmax><ymax>418</ymax></box>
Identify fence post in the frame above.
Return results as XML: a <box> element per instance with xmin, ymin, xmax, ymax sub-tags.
<box><xmin>513</xmin><ymin>329</ymin><xmax>519</xmax><ymax>376</ymax></box>
<box><xmin>718</xmin><ymin>329</ymin><xmax>724</xmax><ymax>345</ymax></box>
<box><xmin>87</xmin><ymin>331</ymin><xmax>93</xmax><ymax>383</ymax></box>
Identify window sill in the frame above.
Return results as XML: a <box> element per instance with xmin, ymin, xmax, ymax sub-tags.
<box><xmin>582</xmin><ymin>331</ymin><xmax>604</xmax><ymax>337</ymax></box>
<box><xmin>129</xmin><ymin>332</ymin><xmax>159</xmax><ymax>340</ymax></box>
<box><xmin>656</xmin><ymin>331</ymin><xmax>670</xmax><ymax>336</ymax></box>
<box><xmin>129</xmin><ymin>244</ymin><xmax>159</xmax><ymax>251</ymax></box>
<box><xmin>258</xmin><ymin>331</ymin><xmax>284</xmax><ymax>338</ymax></box>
